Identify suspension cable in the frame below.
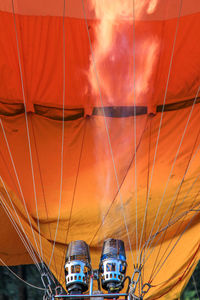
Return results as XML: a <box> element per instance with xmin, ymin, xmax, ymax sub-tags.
<box><xmin>0</xmin><ymin>192</ymin><xmax>41</xmax><ymax>272</ymax></box>
<box><xmin>132</xmin><ymin>0</ymin><xmax>139</xmax><ymax>265</ymax></box>
<box><xmin>29</xmin><ymin>114</ymin><xmax>58</xmax><ymax>277</ymax></box>
<box><xmin>147</xmin><ymin>182</ymin><xmax>200</xmax><ymax>281</ymax></box>
<box><xmin>0</xmin><ymin>118</ymin><xmax>42</xmax><ymax>262</ymax></box>
<box><xmin>0</xmin><ymin>257</ymin><xmax>45</xmax><ymax>291</ymax></box>
<box><xmin>149</xmin><ymin>207</ymin><xmax>200</xmax><ymax>283</ymax></box>
<box><xmin>141</xmin><ymin>169</ymin><xmax>200</xmax><ymax>267</ymax></box>
<box><xmin>138</xmin><ymin>0</ymin><xmax>183</xmax><ymax>261</ymax></box>
<box><xmin>0</xmin><ymin>187</ymin><xmax>56</xmax><ymax>289</ymax></box>
<box><xmin>48</xmin><ymin>0</ymin><xmax>66</xmax><ymax>270</ymax></box>
<box><xmin>148</xmin><ymin>124</ymin><xmax>200</xmax><ymax>280</ymax></box>
<box><xmin>141</xmin><ymin>202</ymin><xmax>200</xmax><ymax>267</ymax></box>
<box><xmin>143</xmin><ymin>85</ymin><xmax>200</xmax><ymax>260</ymax></box>
<box><xmin>58</xmin><ymin>120</ymin><xmax>87</xmax><ymax>282</ymax></box>
<box><xmin>11</xmin><ymin>0</ymin><xmax>44</xmax><ymax>262</ymax></box>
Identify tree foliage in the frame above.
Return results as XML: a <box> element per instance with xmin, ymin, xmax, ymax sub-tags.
<box><xmin>181</xmin><ymin>261</ymin><xmax>200</xmax><ymax>300</ymax></box>
<box><xmin>0</xmin><ymin>265</ymin><xmax>43</xmax><ymax>300</ymax></box>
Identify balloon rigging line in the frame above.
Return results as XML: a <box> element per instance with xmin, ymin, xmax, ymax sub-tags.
<box><xmin>140</xmin><ymin>171</ymin><xmax>200</xmax><ymax>268</ymax></box>
<box><xmin>2</xmin><ymin>165</ymin><xmax>51</xmax><ymax>280</ymax></box>
<box><xmin>148</xmin><ymin>243</ymin><xmax>200</xmax><ymax>289</ymax></box>
<box><xmin>138</xmin><ymin>0</ymin><xmax>183</xmax><ymax>262</ymax></box>
<box><xmin>141</xmin><ymin>146</ymin><xmax>200</xmax><ymax>267</ymax></box>
<box><xmin>149</xmin><ymin>206</ymin><xmax>200</xmax><ymax>283</ymax></box>
<box><xmin>146</xmin><ymin>138</ymin><xmax>200</xmax><ymax>259</ymax></box>
<box><xmin>168</xmin><ymin>203</ymin><xmax>200</xmax><ymax>229</ymax></box>
<box><xmin>145</xmin><ymin>120</ymin><xmax>152</xmax><ymax>243</ymax></box>
<box><xmin>166</xmin><ymin>170</ymin><xmax>200</xmax><ymax>223</ymax></box>
<box><xmin>0</xmin><ymin>257</ymin><xmax>45</xmax><ymax>291</ymax></box>
<box><xmin>0</xmin><ymin>197</ymin><xmax>53</xmax><ymax>289</ymax></box>
<box><xmin>0</xmin><ymin>118</ymin><xmax>43</xmax><ymax>265</ymax></box>
<box><xmin>148</xmin><ymin>119</ymin><xmax>200</xmax><ymax>280</ymax></box>
<box><xmin>167</xmin><ymin>134</ymin><xmax>200</xmax><ymax>220</ymax></box>
<box><xmin>141</xmin><ymin>168</ymin><xmax>200</xmax><ymax>278</ymax></box>
<box><xmin>48</xmin><ymin>0</ymin><xmax>66</xmax><ymax>270</ymax></box>
<box><xmin>142</xmin><ymin>90</ymin><xmax>200</xmax><ymax>265</ymax></box>
<box><xmin>58</xmin><ymin>120</ymin><xmax>87</xmax><ymax>282</ymax></box>
<box><xmin>149</xmin><ymin>213</ymin><xmax>199</xmax><ymax>283</ymax></box>
<box><xmin>81</xmin><ymin>0</ymin><xmax>134</xmax><ymax>264</ymax></box>
<box><xmin>167</xmin><ymin>127</ymin><xmax>200</xmax><ymax>217</ymax></box>
<box><xmin>132</xmin><ymin>0</ymin><xmax>139</xmax><ymax>265</ymax></box>
<box><xmin>0</xmin><ymin>178</ymin><xmax>41</xmax><ymax>271</ymax></box>
<box><xmin>0</xmin><ymin>149</ymin><xmax>21</xmax><ymax>195</ymax></box>
<box><xmin>147</xmin><ymin>174</ymin><xmax>200</xmax><ymax>281</ymax></box>
<box><xmin>142</xmin><ymin>119</ymin><xmax>152</xmax><ymax>281</ymax></box>
<box><xmin>30</xmin><ymin>116</ymin><xmax>58</xmax><ymax>277</ymax></box>
<box><xmin>89</xmin><ymin>118</ymin><xmax>148</xmax><ymax>247</ymax></box>
<box><xmin>0</xmin><ymin>134</ymin><xmax>56</xmax><ymax>284</ymax></box>
<box><xmin>142</xmin><ymin>201</ymin><xmax>200</xmax><ymax>255</ymax></box>
<box><xmin>143</xmin><ymin>85</ymin><xmax>200</xmax><ymax>261</ymax></box>
<box><xmin>0</xmin><ymin>192</ymin><xmax>41</xmax><ymax>273</ymax></box>
<box><xmin>192</xmin><ymin>274</ymin><xmax>200</xmax><ymax>300</ymax></box>
<box><xmin>11</xmin><ymin>0</ymin><xmax>44</xmax><ymax>262</ymax></box>
<box><xmin>140</xmin><ymin>126</ymin><xmax>200</xmax><ymax>267</ymax></box>
<box><xmin>139</xmin><ymin>209</ymin><xmax>194</xmax><ymax>269</ymax></box>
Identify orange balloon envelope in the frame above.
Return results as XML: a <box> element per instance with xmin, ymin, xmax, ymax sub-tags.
<box><xmin>0</xmin><ymin>0</ymin><xmax>200</xmax><ymax>299</ymax></box>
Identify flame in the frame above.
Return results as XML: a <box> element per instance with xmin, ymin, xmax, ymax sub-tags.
<box><xmin>88</xmin><ymin>0</ymin><xmax>160</xmax><ymax>106</ymax></box>
<box><xmin>91</xmin><ymin>0</ymin><xmax>159</xmax><ymax>20</ymax></box>
<box><xmin>147</xmin><ymin>0</ymin><xmax>159</xmax><ymax>14</ymax></box>
<box><xmin>135</xmin><ymin>38</ymin><xmax>159</xmax><ymax>98</ymax></box>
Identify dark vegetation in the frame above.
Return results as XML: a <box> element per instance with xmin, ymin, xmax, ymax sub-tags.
<box><xmin>0</xmin><ymin>265</ymin><xmax>43</xmax><ymax>300</ymax></box>
<box><xmin>0</xmin><ymin>262</ymin><xmax>199</xmax><ymax>299</ymax></box>
<box><xmin>180</xmin><ymin>261</ymin><xmax>200</xmax><ymax>300</ymax></box>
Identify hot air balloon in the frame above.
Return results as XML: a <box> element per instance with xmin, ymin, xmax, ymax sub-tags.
<box><xmin>0</xmin><ymin>0</ymin><xmax>200</xmax><ymax>299</ymax></box>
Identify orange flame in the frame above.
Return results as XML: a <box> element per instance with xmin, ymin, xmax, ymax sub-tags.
<box><xmin>88</xmin><ymin>0</ymin><xmax>160</xmax><ymax>107</ymax></box>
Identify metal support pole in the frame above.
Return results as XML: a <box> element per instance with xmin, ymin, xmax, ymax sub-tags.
<box><xmin>54</xmin><ymin>293</ymin><xmax>128</xmax><ymax>299</ymax></box>
<box><xmin>90</xmin><ymin>275</ymin><xmax>94</xmax><ymax>295</ymax></box>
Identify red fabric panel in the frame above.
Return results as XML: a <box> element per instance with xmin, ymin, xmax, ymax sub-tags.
<box><xmin>0</xmin><ymin>10</ymin><xmax>199</xmax><ymax>110</ymax></box>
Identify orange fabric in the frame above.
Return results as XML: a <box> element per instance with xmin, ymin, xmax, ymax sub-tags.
<box><xmin>0</xmin><ymin>7</ymin><xmax>200</xmax><ymax>109</ymax></box>
<box><xmin>0</xmin><ymin>1</ymin><xmax>200</xmax><ymax>299</ymax></box>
